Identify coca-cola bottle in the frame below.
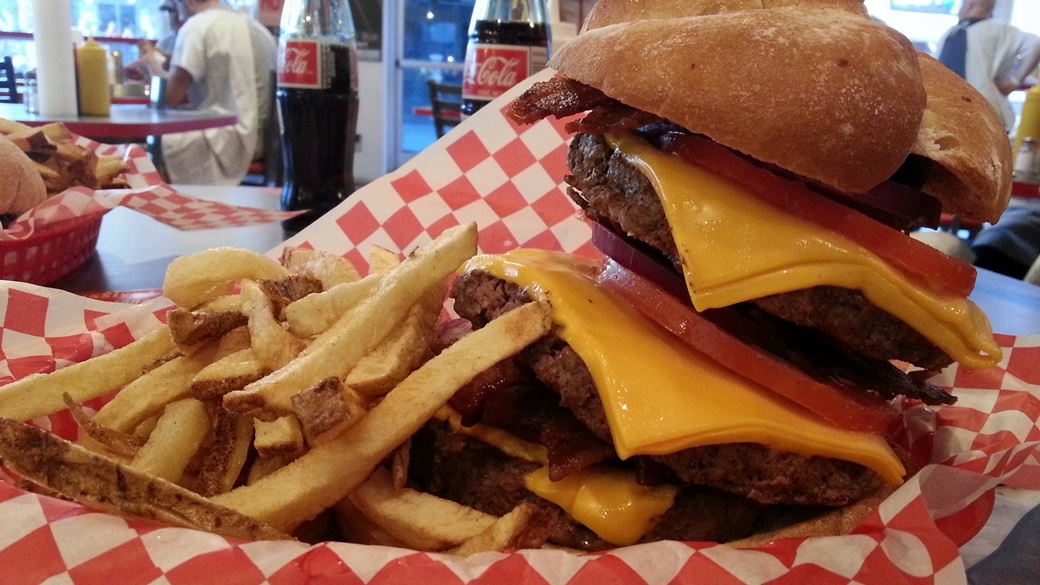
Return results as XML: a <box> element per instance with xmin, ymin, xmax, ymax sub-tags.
<box><xmin>277</xmin><ymin>0</ymin><xmax>360</xmax><ymax>235</ymax></box>
<box><xmin>461</xmin><ymin>0</ymin><xmax>550</xmax><ymax>118</ymax></box>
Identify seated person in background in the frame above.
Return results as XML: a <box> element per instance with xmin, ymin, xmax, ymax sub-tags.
<box><xmin>159</xmin><ymin>0</ymin><xmax>276</xmax><ymax>185</ymax></box>
<box><xmin>970</xmin><ymin>199</ymin><xmax>1040</xmax><ymax>280</ymax></box>
<box><xmin>124</xmin><ymin>1</ymin><xmax>182</xmax><ymax>83</ymax></box>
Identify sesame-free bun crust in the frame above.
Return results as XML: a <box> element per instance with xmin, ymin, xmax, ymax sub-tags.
<box><xmin>911</xmin><ymin>54</ymin><xmax>1012</xmax><ymax>223</ymax></box>
<box><xmin>0</xmin><ymin>135</ymin><xmax>46</xmax><ymax>215</ymax></box>
<box><xmin>551</xmin><ymin>7</ymin><xmax>927</xmax><ymax>194</ymax></box>
<box><xmin>582</xmin><ymin>0</ymin><xmax>869</xmax><ymax>32</ymax></box>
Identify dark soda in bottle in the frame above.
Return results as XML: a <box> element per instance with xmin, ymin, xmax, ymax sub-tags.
<box><xmin>277</xmin><ymin>0</ymin><xmax>360</xmax><ymax>235</ymax></box>
<box><xmin>462</xmin><ymin>0</ymin><xmax>550</xmax><ymax>118</ymax></box>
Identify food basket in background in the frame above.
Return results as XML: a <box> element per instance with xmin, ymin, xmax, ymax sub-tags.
<box><xmin>0</xmin><ymin>215</ymin><xmax>103</xmax><ymax>285</ymax></box>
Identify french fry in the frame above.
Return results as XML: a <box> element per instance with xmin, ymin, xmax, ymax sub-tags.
<box><xmin>291</xmin><ymin>378</ymin><xmax>367</xmax><ymax>446</ymax></box>
<box><xmin>195</xmin><ymin>410</ymin><xmax>254</xmax><ymax>497</ymax></box>
<box><xmin>190</xmin><ymin>348</ymin><xmax>267</xmax><ymax>400</ymax></box>
<box><xmin>279</xmin><ymin>247</ymin><xmax>362</xmax><ymax>289</ymax></box>
<box><xmin>64</xmin><ymin>393</ymin><xmax>145</xmax><ymax>459</ymax></box>
<box><xmin>283</xmin><ymin>272</ymin><xmax>382</xmax><ymax>337</ymax></box>
<box><xmin>449</xmin><ymin>503</ymin><xmax>546</xmax><ymax>556</ymax></box>
<box><xmin>0</xmin><ymin>327</ymin><xmax>176</xmax><ymax>422</ymax></box>
<box><xmin>246</xmin><ymin>452</ymin><xmax>298</xmax><ymax>485</ymax></box>
<box><xmin>93</xmin><ymin>328</ymin><xmax>250</xmax><ymax>432</ymax></box>
<box><xmin>367</xmin><ymin>246</ymin><xmax>401</xmax><ymax>274</ymax></box>
<box><xmin>253</xmin><ymin>416</ymin><xmax>305</xmax><ymax>458</ymax></box>
<box><xmin>212</xmin><ymin>299</ymin><xmax>552</xmax><ymax>532</ymax></box>
<box><xmin>163</xmin><ymin>248</ymin><xmax>291</xmax><ymax>308</ymax></box>
<box><xmin>334</xmin><ymin>498</ymin><xmax>411</xmax><ymax>548</ymax></box>
<box><xmin>0</xmin><ymin>418</ymin><xmax>290</xmax><ymax>541</ymax></box>
<box><xmin>344</xmin><ymin>467</ymin><xmax>496</xmax><ymax>551</ymax></box>
<box><xmin>257</xmin><ymin>274</ymin><xmax>324</xmax><ymax>315</ymax></box>
<box><xmin>129</xmin><ymin>398</ymin><xmax>211</xmax><ymax>482</ymax></box>
<box><xmin>167</xmin><ymin>307</ymin><xmax>248</xmax><ymax>350</ymax></box>
<box><xmin>346</xmin><ymin>279</ymin><xmax>446</xmax><ymax>397</ymax></box>
<box><xmin>223</xmin><ymin>223</ymin><xmax>479</xmax><ymax>419</ymax></box>
<box><xmin>240</xmin><ymin>279</ymin><xmax>307</xmax><ymax>371</ymax></box>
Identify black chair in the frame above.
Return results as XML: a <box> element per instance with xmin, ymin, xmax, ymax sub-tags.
<box><xmin>0</xmin><ymin>57</ymin><xmax>19</xmax><ymax>104</ymax></box>
<box><xmin>426</xmin><ymin>79</ymin><xmax>462</xmax><ymax>138</ymax></box>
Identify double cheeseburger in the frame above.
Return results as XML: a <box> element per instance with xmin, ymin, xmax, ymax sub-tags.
<box><xmin>408</xmin><ymin>0</ymin><xmax>1011</xmax><ymax>550</ymax></box>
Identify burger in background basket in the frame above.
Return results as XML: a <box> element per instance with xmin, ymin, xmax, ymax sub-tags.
<box><xmin>405</xmin><ymin>0</ymin><xmax>1012</xmax><ymax>550</ymax></box>
<box><xmin>0</xmin><ymin>134</ymin><xmax>47</xmax><ymax>216</ymax></box>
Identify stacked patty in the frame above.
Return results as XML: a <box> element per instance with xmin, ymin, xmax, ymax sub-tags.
<box><xmin>407</xmin><ymin>270</ymin><xmax>891</xmax><ymax>551</ymax></box>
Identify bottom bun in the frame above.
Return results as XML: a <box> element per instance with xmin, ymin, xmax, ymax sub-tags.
<box><xmin>0</xmin><ymin>135</ymin><xmax>47</xmax><ymax>215</ymax></box>
<box><xmin>729</xmin><ymin>485</ymin><xmax>894</xmax><ymax>547</ymax></box>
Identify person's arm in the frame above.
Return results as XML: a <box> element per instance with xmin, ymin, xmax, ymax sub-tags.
<box><xmin>999</xmin><ymin>38</ymin><xmax>1040</xmax><ymax>95</ymax></box>
<box><xmin>164</xmin><ymin>66</ymin><xmax>193</xmax><ymax>107</ymax></box>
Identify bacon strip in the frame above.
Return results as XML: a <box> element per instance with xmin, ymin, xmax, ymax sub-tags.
<box><xmin>507</xmin><ymin>77</ymin><xmax>616</xmax><ymax>124</ymax></box>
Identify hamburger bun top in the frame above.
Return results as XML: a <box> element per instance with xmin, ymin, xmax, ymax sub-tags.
<box><xmin>551</xmin><ymin>7</ymin><xmax>927</xmax><ymax>194</ymax></box>
<box><xmin>911</xmin><ymin>54</ymin><xmax>1012</xmax><ymax>223</ymax></box>
<box><xmin>0</xmin><ymin>134</ymin><xmax>47</xmax><ymax>215</ymax></box>
<box><xmin>554</xmin><ymin>0</ymin><xmax>1011</xmax><ymax>222</ymax></box>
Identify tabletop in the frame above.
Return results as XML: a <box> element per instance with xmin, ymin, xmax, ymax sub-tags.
<box><xmin>49</xmin><ymin>184</ymin><xmax>288</xmax><ymax>295</ymax></box>
<box><xmin>0</xmin><ymin>102</ymin><xmax>237</xmax><ymax>141</ymax></box>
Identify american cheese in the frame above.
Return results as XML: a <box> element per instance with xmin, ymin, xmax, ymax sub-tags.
<box><xmin>464</xmin><ymin>251</ymin><xmax>907</xmax><ymax>487</ymax></box>
<box><xmin>605</xmin><ymin>133</ymin><xmax>1000</xmax><ymax>370</ymax></box>
<box><xmin>525</xmin><ymin>466</ymin><xmax>678</xmax><ymax>546</ymax></box>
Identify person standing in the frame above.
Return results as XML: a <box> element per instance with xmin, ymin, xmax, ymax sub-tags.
<box><xmin>936</xmin><ymin>0</ymin><xmax>1039</xmax><ymax>130</ymax></box>
<box><xmin>160</xmin><ymin>0</ymin><xmax>277</xmax><ymax>185</ymax></box>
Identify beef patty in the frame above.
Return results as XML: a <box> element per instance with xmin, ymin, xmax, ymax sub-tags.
<box><xmin>450</xmin><ymin>270</ymin><xmax>888</xmax><ymax>508</ymax></box>
<box><xmin>566</xmin><ymin>132</ymin><xmax>953</xmax><ymax>372</ymax></box>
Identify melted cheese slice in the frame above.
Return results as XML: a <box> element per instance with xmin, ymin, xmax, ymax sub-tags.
<box><xmin>606</xmin><ymin>133</ymin><xmax>1000</xmax><ymax>370</ymax></box>
<box><xmin>464</xmin><ymin>251</ymin><xmax>906</xmax><ymax>487</ymax></box>
<box><xmin>439</xmin><ymin>406</ymin><xmax>672</xmax><ymax>546</ymax></box>
<box><xmin>525</xmin><ymin>466</ymin><xmax>678</xmax><ymax>546</ymax></box>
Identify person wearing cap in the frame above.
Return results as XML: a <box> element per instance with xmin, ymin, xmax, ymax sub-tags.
<box><xmin>158</xmin><ymin>0</ymin><xmax>277</xmax><ymax>185</ymax></box>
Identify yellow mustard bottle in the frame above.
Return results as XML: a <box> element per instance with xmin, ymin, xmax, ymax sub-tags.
<box><xmin>1012</xmin><ymin>84</ymin><xmax>1040</xmax><ymax>165</ymax></box>
<box><xmin>76</xmin><ymin>36</ymin><xmax>110</xmax><ymax>116</ymax></box>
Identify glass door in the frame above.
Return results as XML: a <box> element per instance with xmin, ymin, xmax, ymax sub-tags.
<box><xmin>384</xmin><ymin>0</ymin><xmax>473</xmax><ymax>171</ymax></box>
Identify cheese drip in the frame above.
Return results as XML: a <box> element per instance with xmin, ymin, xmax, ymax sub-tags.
<box><xmin>605</xmin><ymin>133</ymin><xmax>1000</xmax><ymax>370</ymax></box>
<box><xmin>438</xmin><ymin>406</ymin><xmax>675</xmax><ymax>546</ymax></box>
<box><xmin>464</xmin><ymin>251</ymin><xmax>906</xmax><ymax>487</ymax></box>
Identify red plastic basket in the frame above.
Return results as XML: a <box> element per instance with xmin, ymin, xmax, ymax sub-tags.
<box><xmin>0</xmin><ymin>216</ymin><xmax>102</xmax><ymax>285</ymax></box>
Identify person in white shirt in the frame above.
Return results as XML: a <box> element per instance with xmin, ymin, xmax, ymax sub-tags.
<box><xmin>160</xmin><ymin>0</ymin><xmax>277</xmax><ymax>185</ymax></box>
<box><xmin>936</xmin><ymin>0</ymin><xmax>1039</xmax><ymax>130</ymax></box>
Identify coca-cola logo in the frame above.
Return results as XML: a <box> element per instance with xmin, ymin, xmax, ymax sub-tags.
<box><xmin>278</xmin><ymin>40</ymin><xmax>321</xmax><ymax>89</ymax></box>
<box><xmin>282</xmin><ymin>47</ymin><xmax>312</xmax><ymax>75</ymax></box>
<box><xmin>463</xmin><ymin>45</ymin><xmax>530</xmax><ymax>100</ymax></box>
<box><xmin>474</xmin><ymin>56</ymin><xmax>521</xmax><ymax>88</ymax></box>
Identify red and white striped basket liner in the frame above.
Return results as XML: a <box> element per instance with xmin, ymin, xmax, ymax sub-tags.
<box><xmin>0</xmin><ymin>139</ymin><xmax>299</xmax><ymax>243</ymax></box>
<box><xmin>0</xmin><ymin>70</ymin><xmax>1037</xmax><ymax>584</ymax></box>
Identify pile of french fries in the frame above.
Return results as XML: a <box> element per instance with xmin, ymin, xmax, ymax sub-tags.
<box><xmin>0</xmin><ymin>223</ymin><xmax>554</xmax><ymax>553</ymax></box>
<box><xmin>1</xmin><ymin>117</ymin><xmax>129</xmax><ymax>194</ymax></box>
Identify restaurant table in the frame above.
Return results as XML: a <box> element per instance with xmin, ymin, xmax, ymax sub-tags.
<box><xmin>0</xmin><ymin>102</ymin><xmax>236</xmax><ymax>141</ymax></box>
<box><xmin>49</xmin><ymin>184</ymin><xmax>287</xmax><ymax>295</ymax></box>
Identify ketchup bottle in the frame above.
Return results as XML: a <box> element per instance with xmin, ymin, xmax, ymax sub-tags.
<box><xmin>461</xmin><ymin>0</ymin><xmax>550</xmax><ymax>118</ymax></box>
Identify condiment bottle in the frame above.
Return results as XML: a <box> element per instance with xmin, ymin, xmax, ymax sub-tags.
<box><xmin>1012</xmin><ymin>84</ymin><xmax>1040</xmax><ymax>164</ymax></box>
<box><xmin>461</xmin><ymin>0</ymin><xmax>550</xmax><ymax>118</ymax></box>
<box><xmin>76</xmin><ymin>36</ymin><xmax>111</xmax><ymax>116</ymax></box>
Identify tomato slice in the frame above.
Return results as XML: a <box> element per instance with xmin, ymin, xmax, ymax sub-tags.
<box><xmin>661</xmin><ymin>134</ymin><xmax>977</xmax><ymax>298</ymax></box>
<box><xmin>595</xmin><ymin>252</ymin><xmax>900</xmax><ymax>435</ymax></box>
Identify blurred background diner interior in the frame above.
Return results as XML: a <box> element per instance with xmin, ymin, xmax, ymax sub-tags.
<box><xmin>6</xmin><ymin>0</ymin><xmax>1040</xmax><ymax>283</ymax></box>
<box><xmin>2</xmin><ymin>0</ymin><xmax>1039</xmax><ymax>184</ymax></box>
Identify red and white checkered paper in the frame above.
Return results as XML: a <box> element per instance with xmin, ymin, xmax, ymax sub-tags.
<box><xmin>1</xmin><ymin>69</ymin><xmax>1038</xmax><ymax>584</ymax></box>
<box><xmin>0</xmin><ymin>138</ymin><xmax>298</xmax><ymax>242</ymax></box>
